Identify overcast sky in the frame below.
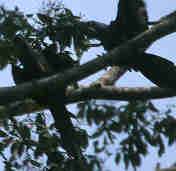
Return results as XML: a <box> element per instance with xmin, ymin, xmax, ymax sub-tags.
<box><xmin>0</xmin><ymin>0</ymin><xmax>176</xmax><ymax>171</ymax></box>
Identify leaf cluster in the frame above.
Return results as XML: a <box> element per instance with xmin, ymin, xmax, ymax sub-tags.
<box><xmin>0</xmin><ymin>1</ymin><xmax>92</xmax><ymax>70</ymax></box>
<box><xmin>77</xmin><ymin>100</ymin><xmax>176</xmax><ymax>169</ymax></box>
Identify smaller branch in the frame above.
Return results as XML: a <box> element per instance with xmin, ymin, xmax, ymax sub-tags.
<box><xmin>92</xmin><ymin>66</ymin><xmax>127</xmax><ymax>86</ymax></box>
<box><xmin>0</xmin><ymin>86</ymin><xmax>176</xmax><ymax>119</ymax></box>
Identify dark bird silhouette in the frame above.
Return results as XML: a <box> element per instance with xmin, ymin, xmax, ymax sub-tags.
<box><xmin>100</xmin><ymin>0</ymin><xmax>148</xmax><ymax>51</ymax></box>
<box><xmin>99</xmin><ymin>0</ymin><xmax>176</xmax><ymax>89</ymax></box>
<box><xmin>123</xmin><ymin>52</ymin><xmax>176</xmax><ymax>89</ymax></box>
<box><xmin>11</xmin><ymin>37</ymin><xmax>84</xmax><ymax>161</ymax></box>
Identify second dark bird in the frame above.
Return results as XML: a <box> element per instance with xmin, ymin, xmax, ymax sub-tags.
<box><xmin>11</xmin><ymin>38</ymin><xmax>85</xmax><ymax>160</ymax></box>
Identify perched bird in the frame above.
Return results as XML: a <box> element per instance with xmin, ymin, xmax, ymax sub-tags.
<box><xmin>99</xmin><ymin>0</ymin><xmax>176</xmax><ymax>89</ymax></box>
<box><xmin>11</xmin><ymin>37</ymin><xmax>84</xmax><ymax>160</ymax></box>
<box><xmin>100</xmin><ymin>0</ymin><xmax>148</xmax><ymax>51</ymax></box>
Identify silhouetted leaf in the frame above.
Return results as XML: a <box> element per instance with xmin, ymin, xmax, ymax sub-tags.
<box><xmin>115</xmin><ymin>153</ymin><xmax>121</xmax><ymax>164</ymax></box>
<box><xmin>0</xmin><ymin>130</ymin><xmax>7</xmax><ymax>137</ymax></box>
<box><xmin>17</xmin><ymin>142</ymin><xmax>25</xmax><ymax>157</ymax></box>
<box><xmin>37</xmin><ymin>13</ymin><xmax>52</xmax><ymax>24</ymax></box>
<box><xmin>30</xmin><ymin>160</ymin><xmax>41</xmax><ymax>168</ymax></box>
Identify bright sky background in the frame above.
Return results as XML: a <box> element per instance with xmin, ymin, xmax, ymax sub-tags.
<box><xmin>0</xmin><ymin>0</ymin><xmax>176</xmax><ymax>171</ymax></box>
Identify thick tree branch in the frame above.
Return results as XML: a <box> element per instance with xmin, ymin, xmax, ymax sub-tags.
<box><xmin>0</xmin><ymin>86</ymin><xmax>175</xmax><ymax>119</ymax></box>
<box><xmin>67</xmin><ymin>86</ymin><xmax>175</xmax><ymax>102</ymax></box>
<box><xmin>0</xmin><ymin>11</ymin><xmax>176</xmax><ymax>118</ymax></box>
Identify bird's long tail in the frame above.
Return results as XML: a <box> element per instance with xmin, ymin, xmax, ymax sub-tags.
<box><xmin>48</xmin><ymin>101</ymin><xmax>83</xmax><ymax>160</ymax></box>
<box><xmin>128</xmin><ymin>53</ymin><xmax>176</xmax><ymax>89</ymax></box>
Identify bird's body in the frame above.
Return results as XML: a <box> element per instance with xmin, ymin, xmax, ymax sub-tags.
<box><xmin>101</xmin><ymin>0</ymin><xmax>148</xmax><ymax>51</ymax></box>
<box><xmin>100</xmin><ymin>0</ymin><xmax>176</xmax><ymax>89</ymax></box>
<box><xmin>11</xmin><ymin>39</ymin><xmax>83</xmax><ymax>160</ymax></box>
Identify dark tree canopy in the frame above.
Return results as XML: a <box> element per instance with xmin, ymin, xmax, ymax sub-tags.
<box><xmin>0</xmin><ymin>0</ymin><xmax>175</xmax><ymax>171</ymax></box>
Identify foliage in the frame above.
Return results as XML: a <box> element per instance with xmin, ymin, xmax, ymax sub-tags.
<box><xmin>77</xmin><ymin>100</ymin><xmax>176</xmax><ymax>169</ymax></box>
<box><xmin>0</xmin><ymin>1</ymin><xmax>91</xmax><ymax>70</ymax></box>
<box><xmin>0</xmin><ymin>1</ymin><xmax>175</xmax><ymax>171</ymax></box>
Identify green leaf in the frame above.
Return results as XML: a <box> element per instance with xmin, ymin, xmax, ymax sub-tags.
<box><xmin>168</xmin><ymin>135</ymin><xmax>175</xmax><ymax>146</ymax></box>
<box><xmin>26</xmin><ymin>14</ymin><xmax>33</xmax><ymax>18</ymax></box>
<box><xmin>0</xmin><ymin>130</ymin><xmax>7</xmax><ymax>137</ymax></box>
<box><xmin>124</xmin><ymin>153</ymin><xmax>129</xmax><ymax>169</ymax></box>
<box><xmin>90</xmin><ymin>127</ymin><xmax>104</xmax><ymax>139</ymax></box>
<box><xmin>131</xmin><ymin>153</ymin><xmax>141</xmax><ymax>167</ymax></box>
<box><xmin>148</xmin><ymin>102</ymin><xmax>158</xmax><ymax>112</ymax></box>
<box><xmin>37</xmin><ymin>13</ymin><xmax>52</xmax><ymax>24</ymax></box>
<box><xmin>20</xmin><ymin>125</ymin><xmax>31</xmax><ymax>139</ymax></box>
<box><xmin>30</xmin><ymin>160</ymin><xmax>41</xmax><ymax>168</ymax></box>
<box><xmin>64</xmin><ymin>8</ymin><xmax>73</xmax><ymax>17</ymax></box>
<box><xmin>157</xmin><ymin>135</ymin><xmax>165</xmax><ymax>156</ymax></box>
<box><xmin>17</xmin><ymin>142</ymin><xmax>25</xmax><ymax>157</ymax></box>
<box><xmin>11</xmin><ymin>141</ymin><xmax>19</xmax><ymax>155</ymax></box>
<box><xmin>109</xmin><ymin>121</ymin><xmax>122</xmax><ymax>133</ymax></box>
<box><xmin>115</xmin><ymin>153</ymin><xmax>121</xmax><ymax>164</ymax></box>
